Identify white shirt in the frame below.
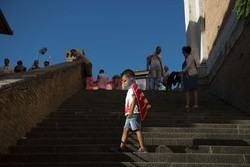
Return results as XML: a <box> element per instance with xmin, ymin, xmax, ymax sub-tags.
<box><xmin>125</xmin><ymin>88</ymin><xmax>139</xmax><ymax>115</ymax></box>
<box><xmin>0</xmin><ymin>66</ymin><xmax>14</xmax><ymax>74</ymax></box>
<box><xmin>149</xmin><ymin>54</ymin><xmax>162</xmax><ymax>69</ymax></box>
<box><xmin>182</xmin><ymin>54</ymin><xmax>198</xmax><ymax>76</ymax></box>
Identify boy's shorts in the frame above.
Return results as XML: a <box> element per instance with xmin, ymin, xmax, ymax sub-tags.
<box><xmin>124</xmin><ymin>113</ymin><xmax>141</xmax><ymax>131</ymax></box>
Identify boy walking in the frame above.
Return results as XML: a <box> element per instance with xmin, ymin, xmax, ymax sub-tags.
<box><xmin>112</xmin><ymin>69</ymin><xmax>150</xmax><ymax>153</ymax></box>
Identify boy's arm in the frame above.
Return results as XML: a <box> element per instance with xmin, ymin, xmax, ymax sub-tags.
<box><xmin>128</xmin><ymin>94</ymin><xmax>137</xmax><ymax>118</ymax></box>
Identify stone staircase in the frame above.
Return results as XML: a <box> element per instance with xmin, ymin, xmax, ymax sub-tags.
<box><xmin>1</xmin><ymin>89</ymin><xmax>250</xmax><ymax>166</ymax></box>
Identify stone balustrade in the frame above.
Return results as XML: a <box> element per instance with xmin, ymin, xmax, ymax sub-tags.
<box><xmin>0</xmin><ymin>61</ymin><xmax>84</xmax><ymax>153</ymax></box>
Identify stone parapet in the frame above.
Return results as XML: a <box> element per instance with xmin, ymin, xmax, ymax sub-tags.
<box><xmin>0</xmin><ymin>61</ymin><xmax>84</xmax><ymax>153</ymax></box>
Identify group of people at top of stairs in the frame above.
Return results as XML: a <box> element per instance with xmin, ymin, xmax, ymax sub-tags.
<box><xmin>112</xmin><ymin>46</ymin><xmax>198</xmax><ymax>153</ymax></box>
<box><xmin>0</xmin><ymin>58</ymin><xmax>50</xmax><ymax>77</ymax></box>
<box><xmin>147</xmin><ymin>46</ymin><xmax>199</xmax><ymax>112</ymax></box>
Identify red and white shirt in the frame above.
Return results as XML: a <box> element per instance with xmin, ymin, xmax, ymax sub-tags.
<box><xmin>125</xmin><ymin>88</ymin><xmax>139</xmax><ymax>116</ymax></box>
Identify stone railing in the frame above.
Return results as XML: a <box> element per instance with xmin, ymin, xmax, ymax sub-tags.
<box><xmin>0</xmin><ymin>61</ymin><xmax>84</xmax><ymax>153</ymax></box>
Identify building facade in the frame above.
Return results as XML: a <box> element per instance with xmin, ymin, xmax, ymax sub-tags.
<box><xmin>184</xmin><ymin>0</ymin><xmax>250</xmax><ymax>113</ymax></box>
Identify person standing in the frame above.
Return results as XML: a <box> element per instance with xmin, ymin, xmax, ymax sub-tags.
<box><xmin>0</xmin><ymin>58</ymin><xmax>14</xmax><ymax>75</ymax></box>
<box><xmin>14</xmin><ymin>60</ymin><xmax>27</xmax><ymax>73</ymax></box>
<box><xmin>44</xmin><ymin>61</ymin><xmax>49</xmax><ymax>67</ymax></box>
<box><xmin>179</xmin><ymin>46</ymin><xmax>199</xmax><ymax>112</ymax></box>
<box><xmin>70</xmin><ymin>49</ymin><xmax>92</xmax><ymax>89</ymax></box>
<box><xmin>147</xmin><ymin>46</ymin><xmax>164</xmax><ymax>90</ymax></box>
<box><xmin>97</xmin><ymin>69</ymin><xmax>108</xmax><ymax>89</ymax></box>
<box><xmin>162</xmin><ymin>66</ymin><xmax>170</xmax><ymax>91</ymax></box>
<box><xmin>111</xmin><ymin>69</ymin><xmax>150</xmax><ymax>153</ymax></box>
<box><xmin>29</xmin><ymin>60</ymin><xmax>41</xmax><ymax>70</ymax></box>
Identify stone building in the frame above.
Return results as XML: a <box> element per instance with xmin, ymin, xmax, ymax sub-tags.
<box><xmin>184</xmin><ymin>0</ymin><xmax>250</xmax><ymax>113</ymax></box>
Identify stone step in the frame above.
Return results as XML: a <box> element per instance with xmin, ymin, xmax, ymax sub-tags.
<box><xmin>9</xmin><ymin>144</ymin><xmax>250</xmax><ymax>154</ymax></box>
<box><xmin>59</xmin><ymin>98</ymin><xmax>230</xmax><ymax>104</ymax></box>
<box><xmin>62</xmin><ymin>99</ymin><xmax>227</xmax><ymax>102</ymax></box>
<box><xmin>59</xmin><ymin>104</ymin><xmax>231</xmax><ymax>110</ymax></box>
<box><xmin>1</xmin><ymin>162</ymin><xmax>249</xmax><ymax>167</ymax></box>
<box><xmin>33</xmin><ymin>125</ymin><xmax>250</xmax><ymax>132</ymax></box>
<box><xmin>27</xmin><ymin>127</ymin><xmax>245</xmax><ymax>137</ymax></box>
<box><xmin>0</xmin><ymin>153</ymin><xmax>247</xmax><ymax>163</ymax></box>
<box><xmin>55</xmin><ymin>110</ymin><xmax>245</xmax><ymax>115</ymax></box>
<box><xmin>24</xmin><ymin>132</ymin><xmax>250</xmax><ymax>139</ymax></box>
<box><xmin>40</xmin><ymin>118</ymin><xmax>250</xmax><ymax>124</ymax></box>
<box><xmin>0</xmin><ymin>153</ymin><xmax>248</xmax><ymax>163</ymax></box>
<box><xmin>57</xmin><ymin>105</ymin><xmax>243</xmax><ymax>110</ymax></box>
<box><xmin>2</xmin><ymin>88</ymin><xmax>249</xmax><ymax>166</ymax></box>
<box><xmin>64</xmin><ymin>100</ymin><xmax>227</xmax><ymax>105</ymax></box>
<box><xmin>46</xmin><ymin>114</ymin><xmax>250</xmax><ymax>120</ymax></box>
<box><xmin>16</xmin><ymin>138</ymin><xmax>250</xmax><ymax>146</ymax></box>
<box><xmin>51</xmin><ymin>110</ymin><xmax>247</xmax><ymax>116</ymax></box>
<box><xmin>71</xmin><ymin>95</ymin><xmax>216</xmax><ymax>101</ymax></box>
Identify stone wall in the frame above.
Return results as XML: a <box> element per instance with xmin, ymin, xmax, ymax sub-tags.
<box><xmin>0</xmin><ymin>62</ymin><xmax>84</xmax><ymax>153</ymax></box>
<box><xmin>209</xmin><ymin>19</ymin><xmax>250</xmax><ymax>114</ymax></box>
<box><xmin>203</xmin><ymin>0</ymin><xmax>235</xmax><ymax>57</ymax></box>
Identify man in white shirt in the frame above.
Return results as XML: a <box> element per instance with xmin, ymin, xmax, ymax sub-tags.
<box><xmin>0</xmin><ymin>58</ymin><xmax>14</xmax><ymax>76</ymax></box>
<box><xmin>146</xmin><ymin>46</ymin><xmax>164</xmax><ymax>90</ymax></box>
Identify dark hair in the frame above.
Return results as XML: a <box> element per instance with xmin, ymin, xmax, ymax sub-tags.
<box><xmin>156</xmin><ymin>46</ymin><xmax>161</xmax><ymax>49</ymax></box>
<box><xmin>44</xmin><ymin>61</ymin><xmax>49</xmax><ymax>64</ymax></box>
<box><xmin>17</xmin><ymin>60</ymin><xmax>23</xmax><ymax>65</ymax></box>
<box><xmin>182</xmin><ymin>46</ymin><xmax>191</xmax><ymax>54</ymax></box>
<box><xmin>70</xmin><ymin>49</ymin><xmax>77</xmax><ymax>53</ymax></box>
<box><xmin>121</xmin><ymin>69</ymin><xmax>135</xmax><ymax>78</ymax></box>
<box><xmin>99</xmin><ymin>69</ymin><xmax>104</xmax><ymax>73</ymax></box>
<box><xmin>4</xmin><ymin>58</ymin><xmax>9</xmax><ymax>61</ymax></box>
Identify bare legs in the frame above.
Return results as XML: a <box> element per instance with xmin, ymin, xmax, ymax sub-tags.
<box><xmin>194</xmin><ymin>89</ymin><xmax>199</xmax><ymax>106</ymax></box>
<box><xmin>120</xmin><ymin>128</ymin><xmax>145</xmax><ymax>150</ymax></box>
<box><xmin>120</xmin><ymin>128</ymin><xmax>129</xmax><ymax>150</ymax></box>
<box><xmin>185</xmin><ymin>89</ymin><xmax>199</xmax><ymax>107</ymax></box>
<box><xmin>135</xmin><ymin>131</ymin><xmax>145</xmax><ymax>149</ymax></box>
<box><xmin>185</xmin><ymin>91</ymin><xmax>190</xmax><ymax>107</ymax></box>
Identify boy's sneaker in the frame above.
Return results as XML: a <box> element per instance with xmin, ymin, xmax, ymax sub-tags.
<box><xmin>133</xmin><ymin>148</ymin><xmax>148</xmax><ymax>153</ymax></box>
<box><xmin>110</xmin><ymin>147</ymin><xmax>124</xmax><ymax>153</ymax></box>
<box><xmin>192</xmin><ymin>105</ymin><xmax>199</xmax><ymax>111</ymax></box>
<box><xmin>185</xmin><ymin>105</ymin><xmax>190</xmax><ymax>112</ymax></box>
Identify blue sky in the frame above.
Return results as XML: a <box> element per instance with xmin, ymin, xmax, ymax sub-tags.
<box><xmin>0</xmin><ymin>0</ymin><xmax>186</xmax><ymax>78</ymax></box>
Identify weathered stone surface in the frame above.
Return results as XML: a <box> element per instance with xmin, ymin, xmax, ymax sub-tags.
<box><xmin>0</xmin><ymin>62</ymin><xmax>84</xmax><ymax>153</ymax></box>
<box><xmin>1</xmin><ymin>86</ymin><xmax>250</xmax><ymax>166</ymax></box>
<box><xmin>209</xmin><ymin>20</ymin><xmax>250</xmax><ymax>114</ymax></box>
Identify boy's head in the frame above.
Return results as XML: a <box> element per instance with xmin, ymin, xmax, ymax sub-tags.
<box><xmin>121</xmin><ymin>69</ymin><xmax>135</xmax><ymax>87</ymax></box>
